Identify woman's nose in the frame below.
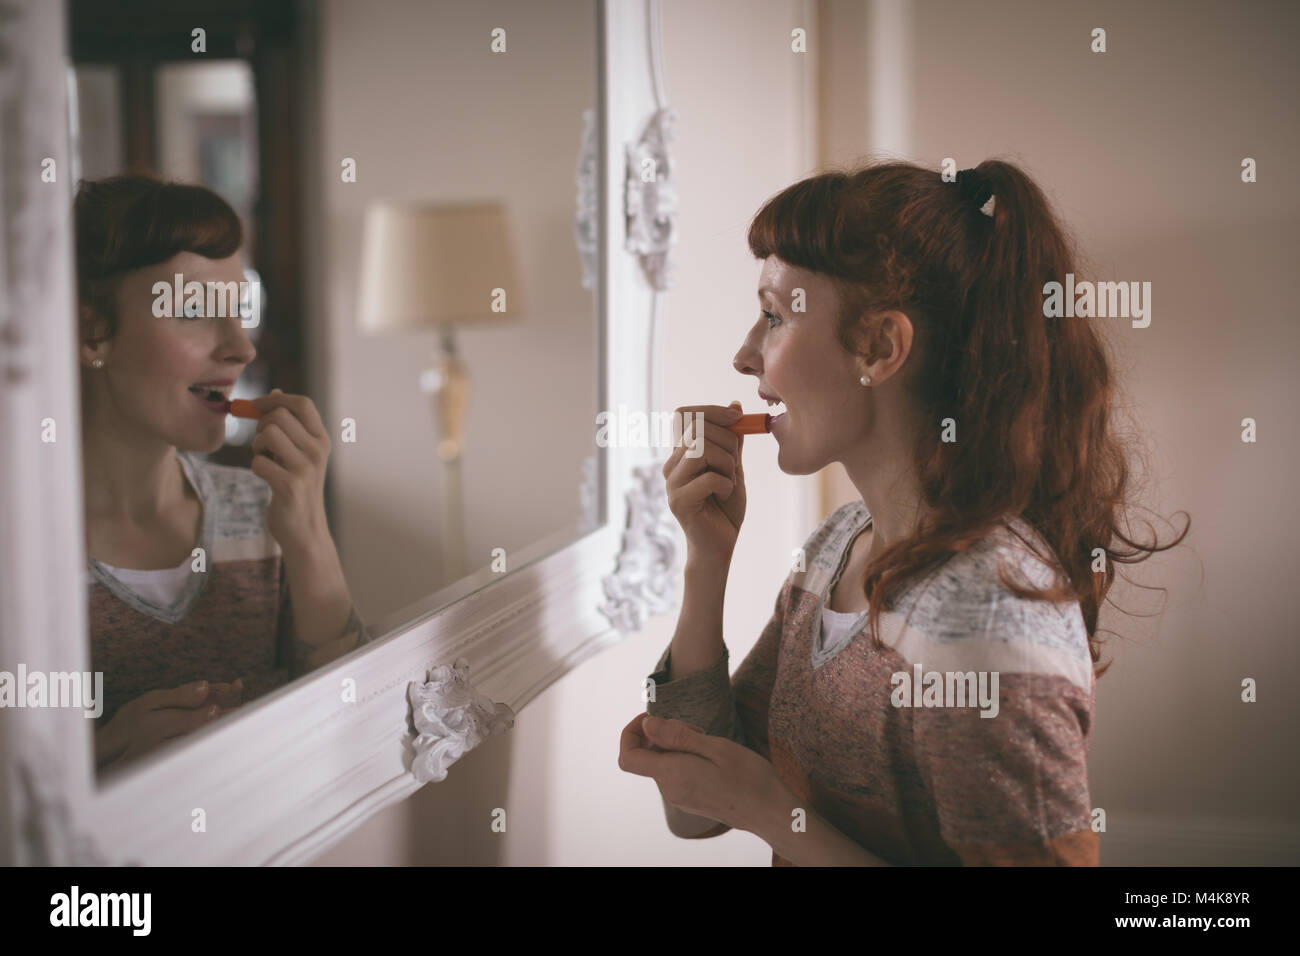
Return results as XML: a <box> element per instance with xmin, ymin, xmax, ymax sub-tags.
<box><xmin>733</xmin><ymin>317</ymin><xmax>765</xmax><ymax>376</ymax></box>
<box><xmin>221</xmin><ymin>323</ymin><xmax>257</xmax><ymax>365</ymax></box>
<box><xmin>733</xmin><ymin>344</ymin><xmax>760</xmax><ymax>377</ymax></box>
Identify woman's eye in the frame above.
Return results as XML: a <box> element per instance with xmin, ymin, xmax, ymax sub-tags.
<box><xmin>182</xmin><ymin>299</ymin><xmax>202</xmax><ymax>319</ymax></box>
<box><xmin>762</xmin><ymin>310</ymin><xmax>780</xmax><ymax>329</ymax></box>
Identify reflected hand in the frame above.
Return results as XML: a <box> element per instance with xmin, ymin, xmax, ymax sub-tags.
<box><xmin>248</xmin><ymin>388</ymin><xmax>332</xmax><ymax>557</ymax></box>
<box><xmin>206</xmin><ymin>678</ymin><xmax>245</xmax><ymax>710</ymax></box>
<box><xmin>95</xmin><ymin>678</ymin><xmax>243</xmax><ymax>771</ymax></box>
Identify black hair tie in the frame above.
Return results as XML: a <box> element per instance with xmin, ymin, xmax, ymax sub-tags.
<box><xmin>955</xmin><ymin>167</ymin><xmax>994</xmax><ymax>210</ymax></box>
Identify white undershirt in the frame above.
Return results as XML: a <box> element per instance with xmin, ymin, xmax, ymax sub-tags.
<box><xmin>819</xmin><ymin>605</ymin><xmax>869</xmax><ymax>655</ymax></box>
<box><xmin>87</xmin><ymin>452</ymin><xmax>200</xmax><ymax>606</ymax></box>
<box><xmin>94</xmin><ymin>557</ymin><xmax>194</xmax><ymax>606</ymax></box>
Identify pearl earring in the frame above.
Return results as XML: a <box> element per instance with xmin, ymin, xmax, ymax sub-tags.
<box><xmin>860</xmin><ymin>374</ymin><xmax>871</xmax><ymax>385</ymax></box>
<box><xmin>92</xmin><ymin>359</ymin><xmax>104</xmax><ymax>369</ymax></box>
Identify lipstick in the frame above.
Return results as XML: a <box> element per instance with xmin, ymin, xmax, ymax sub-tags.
<box><xmin>224</xmin><ymin>398</ymin><xmax>262</xmax><ymax>420</ymax></box>
<box><xmin>727</xmin><ymin>412</ymin><xmax>773</xmax><ymax>435</ymax></box>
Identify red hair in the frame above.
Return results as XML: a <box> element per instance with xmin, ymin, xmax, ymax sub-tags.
<box><xmin>748</xmin><ymin>158</ymin><xmax>1189</xmax><ymax>676</ymax></box>
<box><xmin>74</xmin><ymin>172</ymin><xmax>242</xmax><ymax>339</ymax></box>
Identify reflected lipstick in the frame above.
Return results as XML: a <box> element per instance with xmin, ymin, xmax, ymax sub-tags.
<box><xmin>224</xmin><ymin>398</ymin><xmax>262</xmax><ymax>420</ymax></box>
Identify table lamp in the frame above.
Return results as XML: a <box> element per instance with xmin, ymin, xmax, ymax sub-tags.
<box><xmin>357</xmin><ymin>201</ymin><xmax>525</xmax><ymax>581</ymax></box>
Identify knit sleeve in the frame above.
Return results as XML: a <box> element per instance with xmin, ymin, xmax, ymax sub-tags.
<box><xmin>339</xmin><ymin>606</ymin><xmax>371</xmax><ymax>648</ymax></box>
<box><xmin>909</xmin><ymin>577</ymin><xmax>1100</xmax><ymax>866</ymax></box>
<box><xmin>645</xmin><ymin>576</ymin><xmax>787</xmax><ymax>751</ymax></box>
<box><xmin>274</xmin><ymin>553</ymin><xmax>296</xmax><ymax>671</ymax></box>
<box><xmin>275</xmin><ymin>566</ymin><xmax>371</xmax><ymax>677</ymax></box>
<box><xmin>644</xmin><ymin>502</ymin><xmax>865</xmax><ymax>754</ymax></box>
<box><xmin>643</xmin><ymin>576</ymin><xmax>789</xmax><ymax>838</ymax></box>
<box><xmin>728</xmin><ymin>578</ymin><xmax>789</xmax><ymax>761</ymax></box>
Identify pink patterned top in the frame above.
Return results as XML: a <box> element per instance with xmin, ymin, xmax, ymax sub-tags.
<box><xmin>86</xmin><ymin>451</ymin><xmax>365</xmax><ymax>727</ymax></box>
<box><xmin>646</xmin><ymin>500</ymin><xmax>1099</xmax><ymax>866</ymax></box>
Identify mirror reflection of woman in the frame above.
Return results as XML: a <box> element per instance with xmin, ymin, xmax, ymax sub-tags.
<box><xmin>77</xmin><ymin>173</ymin><xmax>367</xmax><ymax>774</ymax></box>
<box><xmin>620</xmin><ymin>159</ymin><xmax>1188</xmax><ymax>865</ymax></box>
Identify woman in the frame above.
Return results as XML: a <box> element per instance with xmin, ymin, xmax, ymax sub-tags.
<box><xmin>77</xmin><ymin>173</ymin><xmax>367</xmax><ymax>773</ymax></box>
<box><xmin>618</xmin><ymin>159</ymin><xmax>1188</xmax><ymax>865</ymax></box>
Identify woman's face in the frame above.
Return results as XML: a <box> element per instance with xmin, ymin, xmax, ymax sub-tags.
<box><xmin>83</xmin><ymin>250</ymin><xmax>256</xmax><ymax>454</ymax></box>
<box><xmin>733</xmin><ymin>256</ymin><xmax>873</xmax><ymax>475</ymax></box>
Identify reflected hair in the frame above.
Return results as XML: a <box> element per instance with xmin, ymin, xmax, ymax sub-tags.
<box><xmin>74</xmin><ymin>172</ymin><xmax>243</xmax><ymax>340</ymax></box>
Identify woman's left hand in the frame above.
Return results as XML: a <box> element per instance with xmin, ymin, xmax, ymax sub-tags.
<box><xmin>248</xmin><ymin>388</ymin><xmax>331</xmax><ymax>556</ymax></box>
<box><xmin>618</xmin><ymin>712</ymin><xmax>792</xmax><ymax>835</ymax></box>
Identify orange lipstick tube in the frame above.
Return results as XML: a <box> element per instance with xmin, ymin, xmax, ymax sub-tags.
<box><xmin>225</xmin><ymin>398</ymin><xmax>263</xmax><ymax>420</ymax></box>
<box><xmin>727</xmin><ymin>412</ymin><xmax>773</xmax><ymax>435</ymax></box>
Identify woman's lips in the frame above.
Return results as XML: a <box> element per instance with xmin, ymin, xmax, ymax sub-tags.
<box><xmin>190</xmin><ymin>388</ymin><xmax>228</xmax><ymax>415</ymax></box>
<box><xmin>763</xmin><ymin>395</ymin><xmax>787</xmax><ymax>433</ymax></box>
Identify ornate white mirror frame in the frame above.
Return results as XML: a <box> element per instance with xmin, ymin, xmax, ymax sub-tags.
<box><xmin>0</xmin><ymin>0</ymin><xmax>681</xmax><ymax>865</ymax></box>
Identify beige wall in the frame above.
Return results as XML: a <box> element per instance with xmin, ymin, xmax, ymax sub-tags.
<box><xmin>313</xmin><ymin>0</ymin><xmax>1299</xmax><ymax>864</ymax></box>
<box><xmin>308</xmin><ymin>0</ymin><xmax>600</xmax><ymax>624</ymax></box>
<box><xmin>819</xmin><ymin>0</ymin><xmax>1299</xmax><ymax>861</ymax></box>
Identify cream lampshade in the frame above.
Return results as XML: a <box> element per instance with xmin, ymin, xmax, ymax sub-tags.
<box><xmin>357</xmin><ymin>201</ymin><xmax>525</xmax><ymax>331</ymax></box>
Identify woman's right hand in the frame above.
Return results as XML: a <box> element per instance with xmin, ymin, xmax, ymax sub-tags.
<box><xmin>663</xmin><ymin>402</ymin><xmax>747</xmax><ymax>566</ymax></box>
<box><xmin>95</xmin><ymin>678</ymin><xmax>243</xmax><ymax>771</ymax></box>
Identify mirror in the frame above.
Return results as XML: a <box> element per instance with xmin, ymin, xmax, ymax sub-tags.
<box><xmin>68</xmin><ymin>0</ymin><xmax>601</xmax><ymax>778</ymax></box>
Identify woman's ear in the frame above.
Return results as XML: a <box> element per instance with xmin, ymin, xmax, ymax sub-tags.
<box><xmin>78</xmin><ymin>302</ymin><xmax>111</xmax><ymax>368</ymax></box>
<box><xmin>861</xmin><ymin>309</ymin><xmax>914</xmax><ymax>383</ymax></box>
